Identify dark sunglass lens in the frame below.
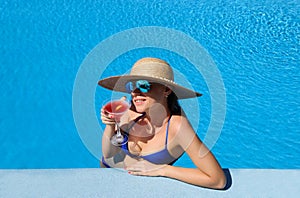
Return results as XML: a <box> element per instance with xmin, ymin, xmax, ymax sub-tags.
<box><xmin>136</xmin><ymin>80</ymin><xmax>151</xmax><ymax>93</ymax></box>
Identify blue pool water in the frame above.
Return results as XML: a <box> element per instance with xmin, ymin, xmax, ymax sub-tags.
<box><xmin>0</xmin><ymin>0</ymin><xmax>299</xmax><ymax>169</ymax></box>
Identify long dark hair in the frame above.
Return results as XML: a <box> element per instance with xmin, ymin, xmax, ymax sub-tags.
<box><xmin>167</xmin><ymin>92</ymin><xmax>182</xmax><ymax>115</ymax></box>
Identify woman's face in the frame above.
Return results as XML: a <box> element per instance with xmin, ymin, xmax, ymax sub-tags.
<box><xmin>131</xmin><ymin>83</ymin><xmax>168</xmax><ymax>113</ymax></box>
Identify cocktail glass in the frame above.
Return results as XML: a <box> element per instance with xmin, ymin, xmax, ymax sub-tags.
<box><xmin>103</xmin><ymin>99</ymin><xmax>130</xmax><ymax>146</ymax></box>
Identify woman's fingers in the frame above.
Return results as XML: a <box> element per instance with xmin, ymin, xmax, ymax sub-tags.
<box><xmin>101</xmin><ymin>110</ymin><xmax>113</xmax><ymax>118</ymax></box>
<box><xmin>100</xmin><ymin>96</ymin><xmax>127</xmax><ymax>125</ymax></box>
<box><xmin>101</xmin><ymin>117</ymin><xmax>115</xmax><ymax>125</ymax></box>
<box><xmin>125</xmin><ymin>159</ymin><xmax>165</xmax><ymax>173</ymax></box>
<box><xmin>126</xmin><ymin>161</ymin><xmax>166</xmax><ymax>177</ymax></box>
<box><xmin>100</xmin><ymin>107</ymin><xmax>115</xmax><ymax>125</ymax></box>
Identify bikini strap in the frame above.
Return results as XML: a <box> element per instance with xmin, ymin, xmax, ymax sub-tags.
<box><xmin>165</xmin><ymin>115</ymin><xmax>172</xmax><ymax>145</ymax></box>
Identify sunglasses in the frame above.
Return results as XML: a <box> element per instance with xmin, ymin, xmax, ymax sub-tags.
<box><xmin>125</xmin><ymin>80</ymin><xmax>152</xmax><ymax>93</ymax></box>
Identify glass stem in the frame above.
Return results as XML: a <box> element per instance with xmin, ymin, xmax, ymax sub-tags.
<box><xmin>116</xmin><ymin>122</ymin><xmax>121</xmax><ymax>137</ymax></box>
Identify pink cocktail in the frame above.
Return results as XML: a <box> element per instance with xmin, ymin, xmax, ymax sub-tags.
<box><xmin>103</xmin><ymin>100</ymin><xmax>130</xmax><ymax>121</ymax></box>
<box><xmin>103</xmin><ymin>99</ymin><xmax>130</xmax><ymax>146</ymax></box>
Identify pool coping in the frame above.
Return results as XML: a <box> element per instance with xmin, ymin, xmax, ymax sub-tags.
<box><xmin>1</xmin><ymin>168</ymin><xmax>299</xmax><ymax>197</ymax></box>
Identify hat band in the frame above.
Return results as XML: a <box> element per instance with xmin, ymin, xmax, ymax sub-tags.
<box><xmin>130</xmin><ymin>62</ymin><xmax>174</xmax><ymax>81</ymax></box>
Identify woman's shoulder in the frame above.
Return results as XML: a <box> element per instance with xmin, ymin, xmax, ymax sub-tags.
<box><xmin>170</xmin><ymin>114</ymin><xmax>189</xmax><ymax>125</ymax></box>
<box><xmin>169</xmin><ymin>114</ymin><xmax>193</xmax><ymax>134</ymax></box>
<box><xmin>170</xmin><ymin>115</ymin><xmax>195</xmax><ymax>135</ymax></box>
<box><xmin>169</xmin><ymin>114</ymin><xmax>198</xmax><ymax>148</ymax></box>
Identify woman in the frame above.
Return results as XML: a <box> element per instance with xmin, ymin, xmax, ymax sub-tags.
<box><xmin>98</xmin><ymin>57</ymin><xmax>226</xmax><ymax>189</ymax></box>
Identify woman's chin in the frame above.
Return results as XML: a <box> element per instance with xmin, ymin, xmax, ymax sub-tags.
<box><xmin>136</xmin><ymin>109</ymin><xmax>145</xmax><ymax>113</ymax></box>
<box><xmin>135</xmin><ymin>107</ymin><xmax>146</xmax><ymax>114</ymax></box>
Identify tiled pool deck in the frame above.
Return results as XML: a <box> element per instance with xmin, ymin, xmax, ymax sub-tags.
<box><xmin>1</xmin><ymin>168</ymin><xmax>299</xmax><ymax>197</ymax></box>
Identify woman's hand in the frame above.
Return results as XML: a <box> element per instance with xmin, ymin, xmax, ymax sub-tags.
<box><xmin>101</xmin><ymin>96</ymin><xmax>127</xmax><ymax>125</ymax></box>
<box><xmin>101</xmin><ymin>107</ymin><xmax>116</xmax><ymax>125</ymax></box>
<box><xmin>125</xmin><ymin>159</ymin><xmax>168</xmax><ymax>177</ymax></box>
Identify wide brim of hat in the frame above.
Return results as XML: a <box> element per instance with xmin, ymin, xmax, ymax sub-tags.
<box><xmin>98</xmin><ymin>75</ymin><xmax>202</xmax><ymax>99</ymax></box>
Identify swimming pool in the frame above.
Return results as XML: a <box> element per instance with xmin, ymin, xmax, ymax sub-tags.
<box><xmin>0</xmin><ymin>0</ymin><xmax>299</xmax><ymax>169</ymax></box>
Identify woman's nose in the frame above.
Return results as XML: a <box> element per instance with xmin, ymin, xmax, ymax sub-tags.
<box><xmin>131</xmin><ymin>88</ymin><xmax>142</xmax><ymax>95</ymax></box>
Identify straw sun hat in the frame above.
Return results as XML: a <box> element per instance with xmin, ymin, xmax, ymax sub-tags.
<box><xmin>98</xmin><ymin>57</ymin><xmax>202</xmax><ymax>99</ymax></box>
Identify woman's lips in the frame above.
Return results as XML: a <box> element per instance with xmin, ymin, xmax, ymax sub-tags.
<box><xmin>133</xmin><ymin>98</ymin><xmax>146</xmax><ymax>105</ymax></box>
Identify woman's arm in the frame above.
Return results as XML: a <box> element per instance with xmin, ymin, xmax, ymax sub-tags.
<box><xmin>127</xmin><ymin>144</ymin><xmax>226</xmax><ymax>189</ymax></box>
<box><xmin>127</xmin><ymin>116</ymin><xmax>226</xmax><ymax>189</ymax></box>
<box><xmin>163</xmin><ymin>137</ymin><xmax>226</xmax><ymax>189</ymax></box>
<box><xmin>102</xmin><ymin>124</ymin><xmax>120</xmax><ymax>158</ymax></box>
<box><xmin>166</xmin><ymin>116</ymin><xmax>226</xmax><ymax>189</ymax></box>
